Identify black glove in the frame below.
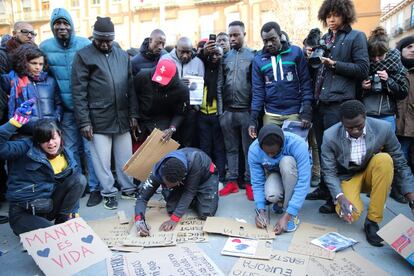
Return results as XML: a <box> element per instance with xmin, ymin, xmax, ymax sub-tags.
<box><xmin>299</xmin><ymin>102</ymin><xmax>312</xmax><ymax>122</ymax></box>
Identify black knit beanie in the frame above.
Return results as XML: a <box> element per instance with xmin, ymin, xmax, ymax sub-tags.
<box><xmin>396</xmin><ymin>36</ymin><xmax>414</xmax><ymax>69</ymax></box>
<box><xmin>93</xmin><ymin>16</ymin><xmax>115</xmax><ymax>40</ymax></box>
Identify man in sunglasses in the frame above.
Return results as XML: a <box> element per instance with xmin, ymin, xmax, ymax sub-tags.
<box><xmin>0</xmin><ymin>22</ymin><xmax>35</xmax><ymax>74</ymax></box>
<box><xmin>134</xmin><ymin>148</ymin><xmax>219</xmax><ymax>236</ymax></box>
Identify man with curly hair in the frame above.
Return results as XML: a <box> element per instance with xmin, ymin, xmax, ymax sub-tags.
<box><xmin>134</xmin><ymin>148</ymin><xmax>219</xmax><ymax>235</ymax></box>
<box><xmin>305</xmin><ymin>0</ymin><xmax>370</xmax><ymax>214</ymax></box>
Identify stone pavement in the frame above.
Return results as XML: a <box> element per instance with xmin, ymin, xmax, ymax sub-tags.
<box><xmin>0</xmin><ymin>189</ymin><xmax>413</xmax><ymax>275</ymax></box>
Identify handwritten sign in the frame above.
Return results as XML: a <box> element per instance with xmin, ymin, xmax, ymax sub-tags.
<box><xmin>20</xmin><ymin>217</ymin><xmax>111</xmax><ymax>276</ymax></box>
<box><xmin>88</xmin><ymin>216</ymin><xmax>131</xmax><ymax>247</ymax></box>
<box><xmin>123</xmin><ymin>208</ymin><xmax>177</xmax><ymax>247</ymax></box>
<box><xmin>107</xmin><ymin>245</ymin><xmax>224</xmax><ymax>276</ymax></box>
<box><xmin>288</xmin><ymin>222</ymin><xmax>336</xmax><ymax>260</ymax></box>
<box><xmin>203</xmin><ymin>217</ymin><xmax>272</xmax><ymax>239</ymax></box>
<box><xmin>307</xmin><ymin>250</ymin><xmax>389</xmax><ymax>276</ymax></box>
<box><xmin>176</xmin><ymin>216</ymin><xmax>208</xmax><ymax>243</ymax></box>
<box><xmin>229</xmin><ymin>250</ymin><xmax>309</xmax><ymax>276</ymax></box>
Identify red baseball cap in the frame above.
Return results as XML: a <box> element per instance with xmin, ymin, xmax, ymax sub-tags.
<box><xmin>152</xmin><ymin>59</ymin><xmax>177</xmax><ymax>86</ymax></box>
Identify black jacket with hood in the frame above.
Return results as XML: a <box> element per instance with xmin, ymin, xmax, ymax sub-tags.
<box><xmin>131</xmin><ymin>38</ymin><xmax>167</xmax><ymax>76</ymax></box>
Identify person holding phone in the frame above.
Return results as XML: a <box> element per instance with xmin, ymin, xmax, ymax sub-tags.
<box><xmin>321</xmin><ymin>100</ymin><xmax>414</xmax><ymax>247</ymax></box>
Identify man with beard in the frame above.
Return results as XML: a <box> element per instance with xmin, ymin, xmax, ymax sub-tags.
<box><xmin>161</xmin><ymin>37</ymin><xmax>204</xmax><ymax>147</ymax></box>
<box><xmin>40</xmin><ymin>8</ymin><xmax>101</xmax><ymax>207</ymax></box>
<box><xmin>249</xmin><ymin>22</ymin><xmax>313</xmax><ymax>135</ymax></box>
<box><xmin>72</xmin><ymin>17</ymin><xmax>139</xmax><ymax>210</ymax></box>
<box><xmin>131</xmin><ymin>29</ymin><xmax>167</xmax><ymax>75</ymax></box>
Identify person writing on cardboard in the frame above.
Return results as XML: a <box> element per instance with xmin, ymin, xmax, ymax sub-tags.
<box><xmin>134</xmin><ymin>148</ymin><xmax>219</xmax><ymax>236</ymax></box>
<box><xmin>248</xmin><ymin>124</ymin><xmax>311</xmax><ymax>234</ymax></box>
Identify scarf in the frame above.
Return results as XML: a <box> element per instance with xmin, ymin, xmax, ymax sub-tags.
<box><xmin>370</xmin><ymin>49</ymin><xmax>407</xmax><ymax>89</ymax></box>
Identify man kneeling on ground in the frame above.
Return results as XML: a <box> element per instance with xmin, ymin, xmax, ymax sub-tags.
<box><xmin>134</xmin><ymin>148</ymin><xmax>219</xmax><ymax>236</ymax></box>
<box><xmin>0</xmin><ymin>100</ymin><xmax>86</xmax><ymax>235</ymax></box>
<box><xmin>249</xmin><ymin>124</ymin><xmax>311</xmax><ymax>234</ymax></box>
<box><xmin>321</xmin><ymin>100</ymin><xmax>414</xmax><ymax>246</ymax></box>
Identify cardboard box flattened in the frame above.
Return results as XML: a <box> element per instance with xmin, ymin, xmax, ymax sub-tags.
<box><xmin>123</xmin><ymin>128</ymin><xmax>180</xmax><ymax>181</ymax></box>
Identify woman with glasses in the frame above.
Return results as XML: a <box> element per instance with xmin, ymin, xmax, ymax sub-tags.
<box><xmin>0</xmin><ymin>44</ymin><xmax>61</xmax><ymax>135</ymax></box>
<box><xmin>360</xmin><ymin>26</ymin><xmax>409</xmax><ymax>132</ymax></box>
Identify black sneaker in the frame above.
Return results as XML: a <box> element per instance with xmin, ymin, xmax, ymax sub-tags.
<box><xmin>103</xmin><ymin>196</ymin><xmax>118</xmax><ymax>210</ymax></box>
<box><xmin>87</xmin><ymin>191</ymin><xmax>103</xmax><ymax>207</ymax></box>
<box><xmin>306</xmin><ymin>187</ymin><xmax>330</xmax><ymax>200</ymax></box>
<box><xmin>390</xmin><ymin>188</ymin><xmax>408</xmax><ymax>204</ymax></box>
<box><xmin>121</xmin><ymin>191</ymin><xmax>136</xmax><ymax>200</ymax></box>
<box><xmin>364</xmin><ymin>219</ymin><xmax>384</xmax><ymax>247</ymax></box>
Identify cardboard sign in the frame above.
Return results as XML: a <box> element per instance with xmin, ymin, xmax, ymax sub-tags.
<box><xmin>147</xmin><ymin>198</ymin><xmax>166</xmax><ymax>208</ymax></box>
<box><xmin>288</xmin><ymin>222</ymin><xmax>336</xmax><ymax>260</ymax></box>
<box><xmin>229</xmin><ymin>250</ymin><xmax>309</xmax><ymax>276</ymax></box>
<box><xmin>20</xmin><ymin>217</ymin><xmax>111</xmax><ymax>276</ymax></box>
<box><xmin>203</xmin><ymin>217</ymin><xmax>273</xmax><ymax>239</ymax></box>
<box><xmin>88</xmin><ymin>216</ymin><xmax>131</xmax><ymax>247</ymax></box>
<box><xmin>377</xmin><ymin>214</ymin><xmax>414</xmax><ymax>266</ymax></box>
<box><xmin>221</xmin><ymin>237</ymin><xmax>273</xmax><ymax>260</ymax></box>
<box><xmin>306</xmin><ymin>250</ymin><xmax>389</xmax><ymax>276</ymax></box>
<box><xmin>107</xmin><ymin>245</ymin><xmax>224</xmax><ymax>276</ymax></box>
<box><xmin>176</xmin><ymin>216</ymin><xmax>209</xmax><ymax>244</ymax></box>
<box><xmin>123</xmin><ymin>128</ymin><xmax>180</xmax><ymax>181</ymax></box>
<box><xmin>123</xmin><ymin>208</ymin><xmax>177</xmax><ymax>247</ymax></box>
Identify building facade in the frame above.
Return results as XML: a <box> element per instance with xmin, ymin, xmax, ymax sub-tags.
<box><xmin>381</xmin><ymin>0</ymin><xmax>414</xmax><ymax>47</ymax></box>
<box><xmin>0</xmin><ymin>0</ymin><xmax>380</xmax><ymax>49</ymax></box>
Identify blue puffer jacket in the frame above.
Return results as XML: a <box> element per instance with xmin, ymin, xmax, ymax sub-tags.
<box><xmin>0</xmin><ymin>122</ymin><xmax>78</xmax><ymax>203</ymax></box>
<box><xmin>39</xmin><ymin>8</ymin><xmax>90</xmax><ymax>111</ymax></box>
<box><xmin>251</xmin><ymin>43</ymin><xmax>313</xmax><ymax>116</ymax></box>
<box><xmin>2</xmin><ymin>71</ymin><xmax>62</xmax><ymax>132</ymax></box>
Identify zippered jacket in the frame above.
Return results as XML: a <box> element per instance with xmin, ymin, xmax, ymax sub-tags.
<box><xmin>251</xmin><ymin>44</ymin><xmax>313</xmax><ymax>117</ymax></box>
<box><xmin>40</xmin><ymin>8</ymin><xmax>90</xmax><ymax>111</ymax></box>
<box><xmin>217</xmin><ymin>47</ymin><xmax>255</xmax><ymax>113</ymax></box>
<box><xmin>72</xmin><ymin>44</ymin><xmax>138</xmax><ymax>134</ymax></box>
<box><xmin>0</xmin><ymin>122</ymin><xmax>77</xmax><ymax>203</ymax></box>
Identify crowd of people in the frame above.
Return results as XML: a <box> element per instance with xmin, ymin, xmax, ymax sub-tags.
<box><xmin>0</xmin><ymin>0</ymin><xmax>414</xmax><ymax>248</ymax></box>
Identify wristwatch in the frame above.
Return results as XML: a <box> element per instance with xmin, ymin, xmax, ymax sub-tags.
<box><xmin>169</xmin><ymin>127</ymin><xmax>176</xmax><ymax>132</ymax></box>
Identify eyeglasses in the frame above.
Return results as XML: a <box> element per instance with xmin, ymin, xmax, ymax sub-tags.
<box><xmin>19</xmin><ymin>29</ymin><xmax>37</xmax><ymax>37</ymax></box>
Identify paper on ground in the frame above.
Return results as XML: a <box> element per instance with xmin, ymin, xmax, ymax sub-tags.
<box><xmin>288</xmin><ymin>222</ymin><xmax>336</xmax><ymax>260</ymax></box>
<box><xmin>311</xmin><ymin>232</ymin><xmax>358</xmax><ymax>252</ymax></box>
<box><xmin>203</xmin><ymin>217</ymin><xmax>273</xmax><ymax>239</ymax></box>
<box><xmin>221</xmin><ymin>237</ymin><xmax>273</xmax><ymax>259</ymax></box>
<box><xmin>20</xmin><ymin>217</ymin><xmax>111</xmax><ymax>276</ymax></box>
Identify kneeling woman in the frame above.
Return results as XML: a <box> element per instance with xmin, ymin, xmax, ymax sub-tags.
<box><xmin>0</xmin><ymin>101</ymin><xmax>85</xmax><ymax>235</ymax></box>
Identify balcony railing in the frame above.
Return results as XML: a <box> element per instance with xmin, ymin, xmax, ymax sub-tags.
<box><xmin>133</xmin><ymin>0</ymin><xmax>179</xmax><ymax>10</ymax></box>
<box><xmin>14</xmin><ymin>9</ymin><xmax>51</xmax><ymax>23</ymax></box>
<box><xmin>0</xmin><ymin>14</ymin><xmax>11</xmax><ymax>25</ymax></box>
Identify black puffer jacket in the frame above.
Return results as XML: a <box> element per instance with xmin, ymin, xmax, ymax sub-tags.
<box><xmin>72</xmin><ymin>44</ymin><xmax>138</xmax><ymax>134</ymax></box>
<box><xmin>134</xmin><ymin>67</ymin><xmax>188</xmax><ymax>128</ymax></box>
<box><xmin>315</xmin><ymin>25</ymin><xmax>369</xmax><ymax>103</ymax></box>
<box><xmin>131</xmin><ymin>38</ymin><xmax>167</xmax><ymax>75</ymax></box>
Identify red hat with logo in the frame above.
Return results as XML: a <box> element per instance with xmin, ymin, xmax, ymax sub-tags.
<box><xmin>152</xmin><ymin>59</ymin><xmax>177</xmax><ymax>86</ymax></box>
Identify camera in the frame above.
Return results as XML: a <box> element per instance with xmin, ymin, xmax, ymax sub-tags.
<box><xmin>369</xmin><ymin>74</ymin><xmax>382</xmax><ymax>93</ymax></box>
<box><xmin>308</xmin><ymin>39</ymin><xmax>331</xmax><ymax>68</ymax></box>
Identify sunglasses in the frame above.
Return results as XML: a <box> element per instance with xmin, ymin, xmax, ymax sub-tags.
<box><xmin>19</xmin><ymin>29</ymin><xmax>37</xmax><ymax>37</ymax></box>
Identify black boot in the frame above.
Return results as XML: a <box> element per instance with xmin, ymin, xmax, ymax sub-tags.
<box><xmin>390</xmin><ymin>187</ymin><xmax>407</xmax><ymax>204</ymax></box>
<box><xmin>87</xmin><ymin>191</ymin><xmax>103</xmax><ymax>207</ymax></box>
<box><xmin>364</xmin><ymin>219</ymin><xmax>384</xmax><ymax>247</ymax></box>
<box><xmin>306</xmin><ymin>187</ymin><xmax>330</xmax><ymax>200</ymax></box>
<box><xmin>319</xmin><ymin>198</ymin><xmax>336</xmax><ymax>214</ymax></box>
<box><xmin>0</xmin><ymin>215</ymin><xmax>8</xmax><ymax>224</ymax></box>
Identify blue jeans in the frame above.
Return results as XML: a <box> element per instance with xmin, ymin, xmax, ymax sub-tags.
<box><xmin>370</xmin><ymin>115</ymin><xmax>396</xmax><ymax>133</ymax></box>
<box><xmin>60</xmin><ymin>111</ymin><xmax>100</xmax><ymax>192</ymax></box>
<box><xmin>198</xmin><ymin>113</ymin><xmax>226</xmax><ymax>182</ymax></box>
<box><xmin>398</xmin><ymin>136</ymin><xmax>414</xmax><ymax>167</ymax></box>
